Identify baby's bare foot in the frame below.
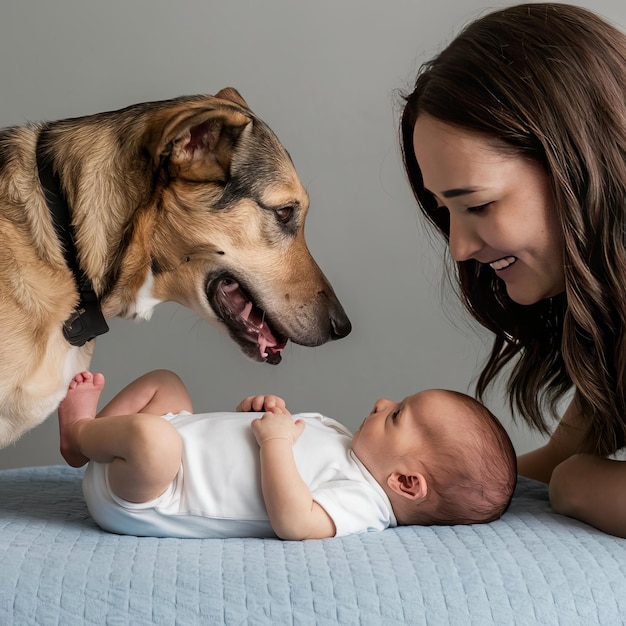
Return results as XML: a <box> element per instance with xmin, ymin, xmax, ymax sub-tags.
<box><xmin>58</xmin><ymin>371</ymin><xmax>105</xmax><ymax>467</ymax></box>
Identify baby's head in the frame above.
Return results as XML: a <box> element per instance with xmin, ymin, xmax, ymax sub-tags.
<box><xmin>352</xmin><ymin>389</ymin><xmax>516</xmax><ymax>525</ymax></box>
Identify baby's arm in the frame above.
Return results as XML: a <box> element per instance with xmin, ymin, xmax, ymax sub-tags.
<box><xmin>251</xmin><ymin>407</ymin><xmax>336</xmax><ymax>540</ymax></box>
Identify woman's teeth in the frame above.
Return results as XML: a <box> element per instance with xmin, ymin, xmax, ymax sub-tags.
<box><xmin>489</xmin><ymin>256</ymin><xmax>517</xmax><ymax>271</ymax></box>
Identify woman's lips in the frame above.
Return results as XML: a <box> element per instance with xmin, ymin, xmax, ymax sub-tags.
<box><xmin>489</xmin><ymin>256</ymin><xmax>517</xmax><ymax>271</ymax></box>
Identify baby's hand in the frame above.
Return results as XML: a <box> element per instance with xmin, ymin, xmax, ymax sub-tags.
<box><xmin>251</xmin><ymin>406</ymin><xmax>305</xmax><ymax>446</ymax></box>
<box><xmin>236</xmin><ymin>394</ymin><xmax>286</xmax><ymax>413</ymax></box>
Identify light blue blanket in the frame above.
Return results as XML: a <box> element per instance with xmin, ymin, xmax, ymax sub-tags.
<box><xmin>1</xmin><ymin>465</ymin><xmax>625</xmax><ymax>625</ymax></box>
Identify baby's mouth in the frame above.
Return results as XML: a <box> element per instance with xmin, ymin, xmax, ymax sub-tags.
<box><xmin>489</xmin><ymin>256</ymin><xmax>517</xmax><ymax>271</ymax></box>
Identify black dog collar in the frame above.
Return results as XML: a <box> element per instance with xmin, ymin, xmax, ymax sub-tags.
<box><xmin>36</xmin><ymin>130</ymin><xmax>109</xmax><ymax>346</ymax></box>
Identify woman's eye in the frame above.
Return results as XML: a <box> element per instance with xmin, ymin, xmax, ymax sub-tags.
<box><xmin>275</xmin><ymin>206</ymin><xmax>294</xmax><ymax>223</ymax></box>
<box><xmin>467</xmin><ymin>202</ymin><xmax>491</xmax><ymax>213</ymax></box>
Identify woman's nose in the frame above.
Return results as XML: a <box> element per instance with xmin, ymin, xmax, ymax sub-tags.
<box><xmin>448</xmin><ymin>214</ymin><xmax>483</xmax><ymax>262</ymax></box>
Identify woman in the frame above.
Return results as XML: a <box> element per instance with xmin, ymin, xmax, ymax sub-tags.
<box><xmin>400</xmin><ymin>3</ymin><xmax>626</xmax><ymax>536</ymax></box>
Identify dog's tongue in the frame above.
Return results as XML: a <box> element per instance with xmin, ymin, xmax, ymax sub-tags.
<box><xmin>220</xmin><ymin>280</ymin><xmax>286</xmax><ymax>361</ymax></box>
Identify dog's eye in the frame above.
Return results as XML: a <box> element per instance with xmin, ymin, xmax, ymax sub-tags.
<box><xmin>275</xmin><ymin>206</ymin><xmax>294</xmax><ymax>223</ymax></box>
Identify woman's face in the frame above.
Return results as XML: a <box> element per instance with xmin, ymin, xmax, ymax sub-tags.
<box><xmin>412</xmin><ymin>115</ymin><xmax>565</xmax><ymax>305</ymax></box>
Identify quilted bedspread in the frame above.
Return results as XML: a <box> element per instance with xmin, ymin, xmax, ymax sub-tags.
<box><xmin>0</xmin><ymin>465</ymin><xmax>625</xmax><ymax>625</ymax></box>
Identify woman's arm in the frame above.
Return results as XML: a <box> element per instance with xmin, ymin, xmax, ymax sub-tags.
<box><xmin>549</xmin><ymin>453</ymin><xmax>626</xmax><ymax>537</ymax></box>
<box><xmin>251</xmin><ymin>407</ymin><xmax>336</xmax><ymax>540</ymax></box>
<box><xmin>517</xmin><ymin>393</ymin><xmax>587</xmax><ymax>482</ymax></box>
<box><xmin>518</xmin><ymin>392</ymin><xmax>626</xmax><ymax>536</ymax></box>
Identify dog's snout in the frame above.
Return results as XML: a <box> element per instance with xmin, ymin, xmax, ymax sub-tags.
<box><xmin>330</xmin><ymin>312</ymin><xmax>352</xmax><ymax>340</ymax></box>
<box><xmin>316</xmin><ymin>289</ymin><xmax>351</xmax><ymax>340</ymax></box>
<box><xmin>325</xmin><ymin>299</ymin><xmax>351</xmax><ymax>340</ymax></box>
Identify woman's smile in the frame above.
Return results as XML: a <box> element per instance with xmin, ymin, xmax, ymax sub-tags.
<box><xmin>489</xmin><ymin>256</ymin><xmax>517</xmax><ymax>271</ymax></box>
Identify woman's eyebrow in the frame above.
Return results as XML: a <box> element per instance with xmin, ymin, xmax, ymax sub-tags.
<box><xmin>423</xmin><ymin>186</ymin><xmax>484</xmax><ymax>199</ymax></box>
<box><xmin>441</xmin><ymin>187</ymin><xmax>483</xmax><ymax>198</ymax></box>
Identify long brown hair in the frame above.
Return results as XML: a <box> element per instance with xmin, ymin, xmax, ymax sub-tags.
<box><xmin>400</xmin><ymin>3</ymin><xmax>626</xmax><ymax>456</ymax></box>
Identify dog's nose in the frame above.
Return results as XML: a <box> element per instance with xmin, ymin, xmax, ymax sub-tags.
<box><xmin>330</xmin><ymin>313</ymin><xmax>352</xmax><ymax>339</ymax></box>
<box><xmin>318</xmin><ymin>290</ymin><xmax>351</xmax><ymax>340</ymax></box>
<box><xmin>329</xmin><ymin>307</ymin><xmax>352</xmax><ymax>339</ymax></box>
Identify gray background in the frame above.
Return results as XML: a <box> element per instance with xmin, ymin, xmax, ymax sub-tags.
<box><xmin>1</xmin><ymin>0</ymin><xmax>624</xmax><ymax>469</ymax></box>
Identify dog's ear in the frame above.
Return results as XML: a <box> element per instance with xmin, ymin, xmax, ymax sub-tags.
<box><xmin>214</xmin><ymin>87</ymin><xmax>249</xmax><ymax>109</ymax></box>
<box><xmin>149</xmin><ymin>105</ymin><xmax>252</xmax><ymax>182</ymax></box>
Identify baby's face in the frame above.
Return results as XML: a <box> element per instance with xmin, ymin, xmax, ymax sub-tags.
<box><xmin>351</xmin><ymin>389</ymin><xmax>463</xmax><ymax>481</ymax></box>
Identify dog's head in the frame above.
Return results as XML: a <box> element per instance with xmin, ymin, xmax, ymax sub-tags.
<box><xmin>134</xmin><ymin>88</ymin><xmax>351</xmax><ymax>364</ymax></box>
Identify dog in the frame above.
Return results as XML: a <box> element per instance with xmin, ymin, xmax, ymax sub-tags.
<box><xmin>0</xmin><ymin>87</ymin><xmax>351</xmax><ymax>449</ymax></box>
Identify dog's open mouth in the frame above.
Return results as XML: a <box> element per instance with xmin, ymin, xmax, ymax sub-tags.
<box><xmin>210</xmin><ymin>276</ymin><xmax>287</xmax><ymax>365</ymax></box>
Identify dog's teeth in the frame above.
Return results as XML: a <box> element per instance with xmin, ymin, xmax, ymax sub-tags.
<box><xmin>259</xmin><ymin>335</ymin><xmax>269</xmax><ymax>358</ymax></box>
<box><xmin>241</xmin><ymin>302</ymin><xmax>253</xmax><ymax>320</ymax></box>
<box><xmin>221</xmin><ymin>280</ymin><xmax>239</xmax><ymax>293</ymax></box>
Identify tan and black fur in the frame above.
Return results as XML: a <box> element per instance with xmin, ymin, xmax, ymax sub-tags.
<box><xmin>0</xmin><ymin>88</ymin><xmax>351</xmax><ymax>447</ymax></box>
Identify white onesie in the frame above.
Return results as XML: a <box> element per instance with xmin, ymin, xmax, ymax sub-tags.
<box><xmin>82</xmin><ymin>411</ymin><xmax>397</xmax><ymax>538</ymax></box>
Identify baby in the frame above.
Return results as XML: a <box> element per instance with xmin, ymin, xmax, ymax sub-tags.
<box><xmin>58</xmin><ymin>370</ymin><xmax>517</xmax><ymax>539</ymax></box>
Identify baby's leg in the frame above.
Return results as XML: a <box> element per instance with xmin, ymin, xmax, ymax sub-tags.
<box><xmin>97</xmin><ymin>369</ymin><xmax>193</xmax><ymax>418</ymax></box>
<box><xmin>59</xmin><ymin>372</ymin><xmax>183</xmax><ymax>503</ymax></box>
<box><xmin>58</xmin><ymin>371</ymin><xmax>105</xmax><ymax>467</ymax></box>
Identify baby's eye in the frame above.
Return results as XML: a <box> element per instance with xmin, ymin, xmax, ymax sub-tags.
<box><xmin>391</xmin><ymin>410</ymin><xmax>399</xmax><ymax>421</ymax></box>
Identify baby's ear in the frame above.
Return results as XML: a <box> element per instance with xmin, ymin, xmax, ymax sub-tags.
<box><xmin>387</xmin><ymin>472</ymin><xmax>428</xmax><ymax>501</ymax></box>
